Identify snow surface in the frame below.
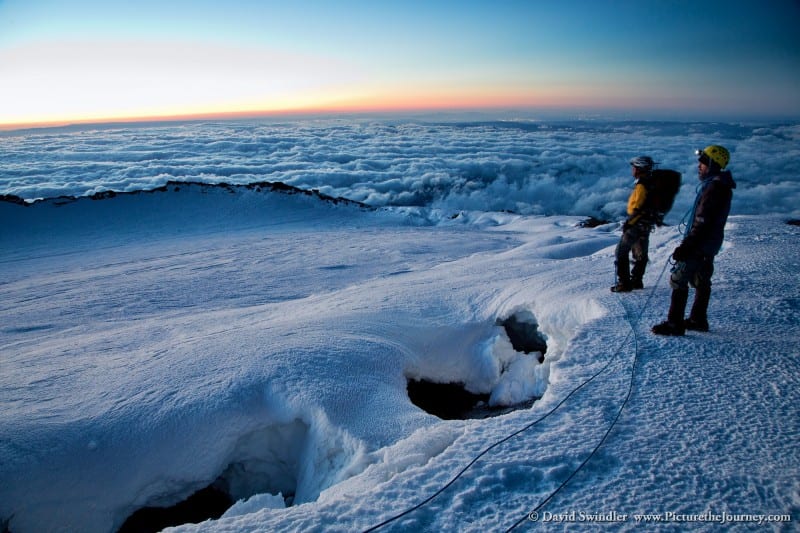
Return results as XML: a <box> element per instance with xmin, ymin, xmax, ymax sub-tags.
<box><xmin>1</xmin><ymin>119</ymin><xmax>799</xmax><ymax>533</ymax></box>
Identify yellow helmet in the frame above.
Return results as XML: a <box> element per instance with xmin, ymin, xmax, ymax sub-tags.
<box><xmin>696</xmin><ymin>145</ymin><xmax>730</xmax><ymax>169</ymax></box>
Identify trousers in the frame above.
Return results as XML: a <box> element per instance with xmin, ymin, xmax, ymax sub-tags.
<box><xmin>615</xmin><ymin>223</ymin><xmax>651</xmax><ymax>284</ymax></box>
<box><xmin>667</xmin><ymin>256</ymin><xmax>715</xmax><ymax>323</ymax></box>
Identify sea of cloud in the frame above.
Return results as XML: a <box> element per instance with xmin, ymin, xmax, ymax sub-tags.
<box><xmin>2</xmin><ymin>118</ymin><xmax>799</xmax><ymax>220</ymax></box>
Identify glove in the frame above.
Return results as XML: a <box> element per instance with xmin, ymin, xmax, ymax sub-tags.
<box><xmin>672</xmin><ymin>244</ymin><xmax>692</xmax><ymax>262</ymax></box>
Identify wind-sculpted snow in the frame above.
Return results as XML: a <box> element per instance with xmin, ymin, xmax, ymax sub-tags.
<box><xmin>0</xmin><ymin>185</ymin><xmax>612</xmax><ymax>532</ymax></box>
<box><xmin>2</xmin><ymin>118</ymin><xmax>799</xmax><ymax>221</ymax></box>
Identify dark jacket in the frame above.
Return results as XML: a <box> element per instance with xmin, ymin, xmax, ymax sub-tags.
<box><xmin>683</xmin><ymin>170</ymin><xmax>736</xmax><ymax>257</ymax></box>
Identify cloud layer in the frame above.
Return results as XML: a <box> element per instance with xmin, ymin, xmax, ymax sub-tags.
<box><xmin>3</xmin><ymin>119</ymin><xmax>799</xmax><ymax>220</ymax></box>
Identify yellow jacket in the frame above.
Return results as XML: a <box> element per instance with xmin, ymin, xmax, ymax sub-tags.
<box><xmin>626</xmin><ymin>182</ymin><xmax>648</xmax><ymax>225</ymax></box>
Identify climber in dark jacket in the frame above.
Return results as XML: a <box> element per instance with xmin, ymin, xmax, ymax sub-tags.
<box><xmin>652</xmin><ymin>145</ymin><xmax>736</xmax><ymax>336</ymax></box>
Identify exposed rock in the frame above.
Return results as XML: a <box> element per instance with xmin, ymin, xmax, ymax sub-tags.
<box><xmin>578</xmin><ymin>216</ymin><xmax>611</xmax><ymax>228</ymax></box>
<box><xmin>0</xmin><ymin>194</ymin><xmax>28</xmax><ymax>206</ymax></box>
<box><xmin>1</xmin><ymin>180</ymin><xmax>370</xmax><ymax>210</ymax></box>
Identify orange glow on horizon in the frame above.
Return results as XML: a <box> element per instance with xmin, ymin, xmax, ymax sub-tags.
<box><xmin>0</xmin><ymin>87</ymin><xmax>627</xmax><ymax>131</ymax></box>
<box><xmin>0</xmin><ymin>100</ymin><xmax>540</xmax><ymax>131</ymax></box>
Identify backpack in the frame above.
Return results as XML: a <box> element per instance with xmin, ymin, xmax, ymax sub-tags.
<box><xmin>644</xmin><ymin>169</ymin><xmax>681</xmax><ymax>226</ymax></box>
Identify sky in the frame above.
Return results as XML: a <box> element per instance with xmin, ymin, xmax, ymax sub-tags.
<box><xmin>1</xmin><ymin>0</ymin><xmax>799</xmax><ymax>127</ymax></box>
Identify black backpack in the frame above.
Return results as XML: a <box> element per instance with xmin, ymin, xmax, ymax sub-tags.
<box><xmin>644</xmin><ymin>169</ymin><xmax>681</xmax><ymax>226</ymax></box>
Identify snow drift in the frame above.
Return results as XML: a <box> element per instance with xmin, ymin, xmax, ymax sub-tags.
<box><xmin>2</xmin><ymin>183</ymin><xmax>609</xmax><ymax>532</ymax></box>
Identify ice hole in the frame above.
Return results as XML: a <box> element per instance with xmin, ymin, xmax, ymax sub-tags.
<box><xmin>497</xmin><ymin>311</ymin><xmax>547</xmax><ymax>363</ymax></box>
<box><xmin>117</xmin><ymin>420</ymin><xmax>307</xmax><ymax>533</ymax></box>
<box><xmin>407</xmin><ymin>379</ymin><xmax>491</xmax><ymax>420</ymax></box>
<box><xmin>408</xmin><ymin>310</ymin><xmax>548</xmax><ymax>420</ymax></box>
<box><xmin>406</xmin><ymin>379</ymin><xmax>537</xmax><ymax>420</ymax></box>
<box><xmin>117</xmin><ymin>485</ymin><xmax>231</xmax><ymax>533</ymax></box>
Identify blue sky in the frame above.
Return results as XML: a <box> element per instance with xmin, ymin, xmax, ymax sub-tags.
<box><xmin>1</xmin><ymin>0</ymin><xmax>799</xmax><ymax>126</ymax></box>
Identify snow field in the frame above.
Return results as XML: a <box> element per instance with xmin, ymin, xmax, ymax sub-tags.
<box><xmin>1</xmin><ymin>185</ymin><xmax>798</xmax><ymax>532</ymax></box>
<box><xmin>1</xmin><ymin>187</ymin><xmax>607</xmax><ymax>532</ymax></box>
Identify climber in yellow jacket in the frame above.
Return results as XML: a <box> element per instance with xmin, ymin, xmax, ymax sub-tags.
<box><xmin>612</xmin><ymin>156</ymin><xmax>656</xmax><ymax>292</ymax></box>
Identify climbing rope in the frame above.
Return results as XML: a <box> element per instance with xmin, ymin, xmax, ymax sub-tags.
<box><xmin>362</xmin><ymin>256</ymin><xmax>673</xmax><ymax>533</ymax></box>
<box><xmin>504</xmin><ymin>256</ymin><xmax>671</xmax><ymax>531</ymax></box>
<box><xmin>362</xmin><ymin>348</ymin><xmax>619</xmax><ymax>532</ymax></box>
<box><xmin>678</xmin><ymin>181</ymin><xmax>703</xmax><ymax>237</ymax></box>
<box><xmin>504</xmin><ymin>205</ymin><xmax>694</xmax><ymax>528</ymax></box>
<box><xmin>363</xmin><ymin>198</ymin><xmax>698</xmax><ymax>532</ymax></box>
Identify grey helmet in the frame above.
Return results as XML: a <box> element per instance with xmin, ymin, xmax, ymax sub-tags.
<box><xmin>629</xmin><ymin>156</ymin><xmax>655</xmax><ymax>171</ymax></box>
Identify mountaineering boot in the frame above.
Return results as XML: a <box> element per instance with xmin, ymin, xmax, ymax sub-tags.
<box><xmin>651</xmin><ymin>321</ymin><xmax>686</xmax><ymax>336</ymax></box>
<box><xmin>631</xmin><ymin>260</ymin><xmax>647</xmax><ymax>290</ymax></box>
<box><xmin>686</xmin><ymin>286</ymin><xmax>711</xmax><ymax>332</ymax></box>
<box><xmin>652</xmin><ymin>288</ymin><xmax>688</xmax><ymax>336</ymax></box>
<box><xmin>612</xmin><ymin>258</ymin><xmax>632</xmax><ymax>293</ymax></box>
<box><xmin>667</xmin><ymin>287</ymin><xmax>689</xmax><ymax>323</ymax></box>
<box><xmin>611</xmin><ymin>282</ymin><xmax>633</xmax><ymax>293</ymax></box>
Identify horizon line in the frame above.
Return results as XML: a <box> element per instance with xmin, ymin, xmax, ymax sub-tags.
<box><xmin>2</xmin><ymin>104</ymin><xmax>798</xmax><ymax>132</ymax></box>
<box><xmin>0</xmin><ymin>101</ymin><xmax>622</xmax><ymax>131</ymax></box>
